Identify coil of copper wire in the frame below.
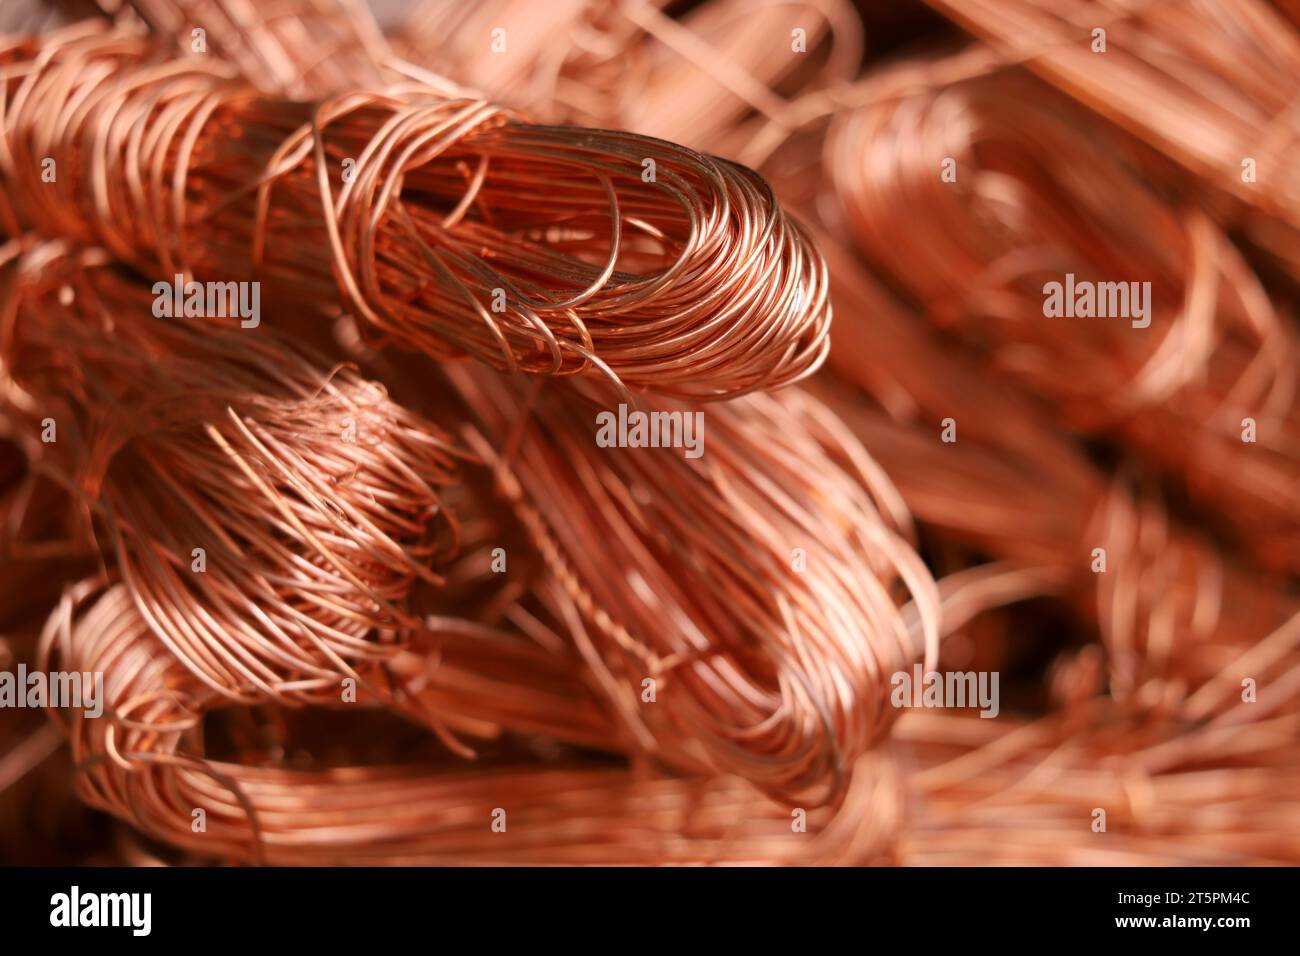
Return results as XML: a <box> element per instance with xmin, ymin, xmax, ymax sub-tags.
<box><xmin>0</xmin><ymin>23</ymin><xmax>832</xmax><ymax>400</ymax></box>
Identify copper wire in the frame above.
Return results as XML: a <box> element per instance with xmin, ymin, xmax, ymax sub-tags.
<box><xmin>39</xmin><ymin>578</ymin><xmax>905</xmax><ymax>865</ymax></box>
<box><xmin>40</xmin><ymin>573</ymin><xmax>1300</xmax><ymax>866</ymax></box>
<box><xmin>395</xmin><ymin>0</ymin><xmax>865</xmax><ymax>166</ymax></box>
<box><xmin>443</xmin><ymin>362</ymin><xmax>941</xmax><ymax>804</ymax></box>
<box><xmin>6</xmin><ymin>0</ymin><xmax>1300</xmax><ymax>868</ymax></box>
<box><xmin>0</xmin><ymin>1</ymin><xmax>92</xmax><ymax>36</ymax></box>
<box><xmin>0</xmin><ymin>426</ymin><xmax>109</xmax><ymax>865</ymax></box>
<box><xmin>919</xmin><ymin>0</ymin><xmax>1300</xmax><ymax>233</ymax></box>
<box><xmin>827</xmin><ymin>67</ymin><xmax>1300</xmax><ymax>573</ymax></box>
<box><xmin>101</xmin><ymin>0</ymin><xmax>397</xmax><ymax>97</ymax></box>
<box><xmin>788</xmin><ymin>231</ymin><xmax>1296</xmax><ymax>720</ymax></box>
<box><xmin>916</xmin><ymin>0</ymin><xmax>1300</xmax><ymax>295</ymax></box>
<box><xmin>0</xmin><ymin>235</ymin><xmax>936</xmax><ymax>819</ymax></box>
<box><xmin>817</xmin><ymin>381</ymin><xmax>1298</xmax><ymax>722</ymax></box>
<box><xmin>0</xmin><ymin>239</ymin><xmax>466</xmax><ymax>705</ymax></box>
<box><xmin>0</xmin><ymin>23</ymin><xmax>831</xmax><ymax>400</ymax></box>
<box><xmin>896</xmin><ymin>708</ymin><xmax>1300</xmax><ymax>865</ymax></box>
<box><xmin>0</xmin><ymin>237</ymin><xmax>630</xmax><ymax>771</ymax></box>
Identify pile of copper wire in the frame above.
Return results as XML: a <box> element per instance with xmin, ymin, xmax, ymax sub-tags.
<box><xmin>1</xmin><ymin>0</ymin><xmax>1298</xmax><ymax>867</ymax></box>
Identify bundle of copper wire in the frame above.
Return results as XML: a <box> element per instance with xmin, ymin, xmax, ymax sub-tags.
<box><xmin>828</xmin><ymin>68</ymin><xmax>1300</xmax><ymax>573</ymax></box>
<box><xmin>446</xmin><ymin>363</ymin><xmax>939</xmax><ymax>802</ymax></box>
<box><xmin>0</xmin><ymin>240</ymin><xmax>465</xmax><ymax>705</ymax></box>
<box><xmin>2</xmin><ymin>0</ymin><xmax>1299</xmax><ymax>869</ymax></box>
<box><xmin>0</xmin><ymin>23</ymin><xmax>831</xmax><ymax>399</ymax></box>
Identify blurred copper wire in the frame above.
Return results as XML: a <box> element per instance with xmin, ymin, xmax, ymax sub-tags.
<box><xmin>0</xmin><ymin>2</ymin><xmax>85</xmax><ymax>35</ymax></box>
<box><xmin>920</xmin><ymin>0</ymin><xmax>1300</xmax><ymax>280</ymax></box>
<box><xmin>0</xmin><ymin>422</ymin><xmax>112</xmax><ymax>866</ymax></box>
<box><xmin>896</xmin><ymin>707</ymin><xmax>1300</xmax><ymax>866</ymax></box>
<box><xmin>798</xmin><ymin>235</ymin><xmax>1298</xmax><ymax>721</ymax></box>
<box><xmin>827</xmin><ymin>67</ymin><xmax>1300</xmax><ymax>573</ymax></box>
<box><xmin>97</xmin><ymin>0</ymin><xmax>397</xmax><ymax>96</ymax></box>
<box><xmin>395</xmin><ymin>0</ymin><xmax>865</xmax><ymax>166</ymax></box>
<box><xmin>823</xmin><ymin>386</ymin><xmax>1300</xmax><ymax>724</ymax></box>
